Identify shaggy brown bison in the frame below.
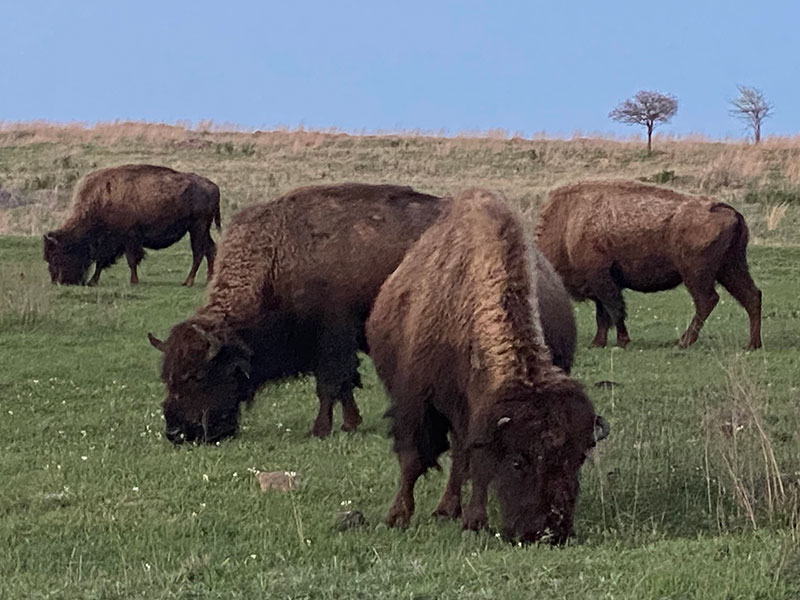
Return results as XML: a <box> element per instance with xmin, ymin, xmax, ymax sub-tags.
<box><xmin>536</xmin><ymin>180</ymin><xmax>762</xmax><ymax>350</ymax></box>
<box><xmin>366</xmin><ymin>189</ymin><xmax>609</xmax><ymax>544</ymax></box>
<box><xmin>44</xmin><ymin>164</ymin><xmax>220</xmax><ymax>286</ymax></box>
<box><xmin>148</xmin><ymin>183</ymin><xmax>447</xmax><ymax>444</ymax></box>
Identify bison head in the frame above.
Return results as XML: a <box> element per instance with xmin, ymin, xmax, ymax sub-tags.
<box><xmin>149</xmin><ymin>321</ymin><xmax>254</xmax><ymax>445</ymax></box>
<box><xmin>43</xmin><ymin>231</ymin><xmax>92</xmax><ymax>285</ymax></box>
<box><xmin>469</xmin><ymin>378</ymin><xmax>609</xmax><ymax>545</ymax></box>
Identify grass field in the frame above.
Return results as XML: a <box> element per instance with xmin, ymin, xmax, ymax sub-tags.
<box><xmin>0</xmin><ymin>125</ymin><xmax>799</xmax><ymax>598</ymax></box>
<box><xmin>1</xmin><ymin>236</ymin><xmax>798</xmax><ymax>599</ymax></box>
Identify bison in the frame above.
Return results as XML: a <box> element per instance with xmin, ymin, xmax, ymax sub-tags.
<box><xmin>536</xmin><ymin>180</ymin><xmax>762</xmax><ymax>349</ymax></box>
<box><xmin>148</xmin><ymin>183</ymin><xmax>447</xmax><ymax>444</ymax></box>
<box><xmin>43</xmin><ymin>164</ymin><xmax>221</xmax><ymax>286</ymax></box>
<box><xmin>366</xmin><ymin>189</ymin><xmax>608</xmax><ymax>544</ymax></box>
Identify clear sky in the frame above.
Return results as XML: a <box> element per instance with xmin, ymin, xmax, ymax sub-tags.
<box><xmin>3</xmin><ymin>0</ymin><xmax>798</xmax><ymax>139</ymax></box>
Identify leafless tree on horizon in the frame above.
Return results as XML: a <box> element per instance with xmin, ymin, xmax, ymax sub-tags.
<box><xmin>729</xmin><ymin>85</ymin><xmax>773</xmax><ymax>145</ymax></box>
<box><xmin>609</xmin><ymin>90</ymin><xmax>678</xmax><ymax>155</ymax></box>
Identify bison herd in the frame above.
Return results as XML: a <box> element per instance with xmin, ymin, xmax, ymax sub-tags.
<box><xmin>43</xmin><ymin>164</ymin><xmax>763</xmax><ymax>545</ymax></box>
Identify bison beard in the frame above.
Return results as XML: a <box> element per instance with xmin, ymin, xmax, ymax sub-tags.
<box><xmin>367</xmin><ymin>188</ymin><xmax>609</xmax><ymax>544</ymax></box>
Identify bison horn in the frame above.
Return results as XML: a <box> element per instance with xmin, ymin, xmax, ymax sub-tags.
<box><xmin>43</xmin><ymin>232</ymin><xmax>59</xmax><ymax>246</ymax></box>
<box><xmin>147</xmin><ymin>332</ymin><xmax>166</xmax><ymax>352</ymax></box>
<box><xmin>190</xmin><ymin>324</ymin><xmax>222</xmax><ymax>360</ymax></box>
<box><xmin>594</xmin><ymin>415</ymin><xmax>610</xmax><ymax>442</ymax></box>
<box><xmin>497</xmin><ymin>416</ymin><xmax>511</xmax><ymax>427</ymax></box>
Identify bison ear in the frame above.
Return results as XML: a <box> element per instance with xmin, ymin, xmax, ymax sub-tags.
<box><xmin>227</xmin><ymin>356</ymin><xmax>251</xmax><ymax>379</ymax></box>
<box><xmin>189</xmin><ymin>323</ymin><xmax>222</xmax><ymax>361</ymax></box>
<box><xmin>593</xmin><ymin>415</ymin><xmax>610</xmax><ymax>443</ymax></box>
<box><xmin>148</xmin><ymin>332</ymin><xmax>166</xmax><ymax>352</ymax></box>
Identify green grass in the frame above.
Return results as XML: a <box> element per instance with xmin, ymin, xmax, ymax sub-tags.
<box><xmin>1</xmin><ymin>238</ymin><xmax>799</xmax><ymax>599</ymax></box>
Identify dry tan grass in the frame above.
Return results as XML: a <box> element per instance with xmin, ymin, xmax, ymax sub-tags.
<box><xmin>703</xmin><ymin>357</ymin><xmax>800</xmax><ymax>533</ymax></box>
<box><xmin>0</xmin><ymin>121</ymin><xmax>798</xmax><ymax>243</ymax></box>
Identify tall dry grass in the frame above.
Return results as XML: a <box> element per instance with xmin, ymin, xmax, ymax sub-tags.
<box><xmin>703</xmin><ymin>357</ymin><xmax>800</xmax><ymax>537</ymax></box>
<box><xmin>1</xmin><ymin>120</ymin><xmax>799</xmax><ymax>242</ymax></box>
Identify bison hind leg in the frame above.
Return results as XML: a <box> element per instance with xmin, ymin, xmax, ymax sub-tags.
<box><xmin>717</xmin><ymin>265</ymin><xmax>762</xmax><ymax>350</ymax></box>
<box><xmin>679</xmin><ymin>278</ymin><xmax>719</xmax><ymax>348</ymax></box>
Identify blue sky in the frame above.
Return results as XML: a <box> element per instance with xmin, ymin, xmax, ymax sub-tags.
<box><xmin>3</xmin><ymin>1</ymin><xmax>798</xmax><ymax>138</ymax></box>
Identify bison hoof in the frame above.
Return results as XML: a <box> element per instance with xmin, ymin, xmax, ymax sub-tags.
<box><xmin>307</xmin><ymin>426</ymin><xmax>332</xmax><ymax>438</ymax></box>
<box><xmin>341</xmin><ymin>415</ymin><xmax>363</xmax><ymax>433</ymax></box>
<box><xmin>589</xmin><ymin>339</ymin><xmax>607</xmax><ymax>349</ymax></box>
<box><xmin>616</xmin><ymin>338</ymin><xmax>630</xmax><ymax>349</ymax></box>
<box><xmin>432</xmin><ymin>501</ymin><xmax>462</xmax><ymax>521</ymax></box>
<box><xmin>385</xmin><ymin>509</ymin><xmax>412</xmax><ymax>529</ymax></box>
<box><xmin>462</xmin><ymin>510</ymin><xmax>488</xmax><ymax>531</ymax></box>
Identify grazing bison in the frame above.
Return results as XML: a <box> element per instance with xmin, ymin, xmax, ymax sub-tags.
<box><xmin>44</xmin><ymin>164</ymin><xmax>221</xmax><ymax>286</ymax></box>
<box><xmin>366</xmin><ymin>189</ymin><xmax>609</xmax><ymax>544</ymax></box>
<box><xmin>148</xmin><ymin>183</ymin><xmax>447</xmax><ymax>444</ymax></box>
<box><xmin>536</xmin><ymin>180</ymin><xmax>762</xmax><ymax>349</ymax></box>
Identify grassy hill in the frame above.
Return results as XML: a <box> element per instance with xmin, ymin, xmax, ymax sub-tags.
<box><xmin>1</xmin><ymin>122</ymin><xmax>799</xmax><ymax>244</ymax></box>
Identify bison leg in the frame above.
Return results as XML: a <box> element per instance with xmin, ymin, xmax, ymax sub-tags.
<box><xmin>679</xmin><ymin>280</ymin><xmax>719</xmax><ymax>348</ymax></box>
<box><xmin>717</xmin><ymin>266</ymin><xmax>763</xmax><ymax>350</ymax></box>
<box><xmin>462</xmin><ymin>471</ymin><xmax>490</xmax><ymax>531</ymax></box>
<box><xmin>386</xmin><ymin>449</ymin><xmax>425</xmax><ymax>528</ymax></box>
<box><xmin>591</xmin><ymin>302</ymin><xmax>611</xmax><ymax>348</ymax></box>
<box><xmin>310</xmin><ymin>321</ymin><xmax>362</xmax><ymax>437</ymax></box>
<box><xmin>340</xmin><ymin>388</ymin><xmax>363</xmax><ymax>432</ymax></box>
<box><xmin>590</xmin><ymin>274</ymin><xmax>628</xmax><ymax>348</ymax></box>
<box><xmin>125</xmin><ymin>245</ymin><xmax>145</xmax><ymax>285</ymax></box>
<box><xmin>182</xmin><ymin>226</ymin><xmax>209</xmax><ymax>287</ymax></box>
<box><xmin>205</xmin><ymin>235</ymin><xmax>217</xmax><ymax>283</ymax></box>
<box><xmin>433</xmin><ymin>435</ymin><xmax>467</xmax><ymax>520</ymax></box>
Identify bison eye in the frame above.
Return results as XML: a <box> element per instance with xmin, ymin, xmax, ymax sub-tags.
<box><xmin>512</xmin><ymin>460</ymin><xmax>522</xmax><ymax>470</ymax></box>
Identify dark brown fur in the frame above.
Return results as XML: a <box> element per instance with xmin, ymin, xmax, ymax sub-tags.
<box><xmin>149</xmin><ymin>183</ymin><xmax>447</xmax><ymax>444</ymax></box>
<box><xmin>366</xmin><ymin>189</ymin><xmax>608</xmax><ymax>544</ymax></box>
<box><xmin>536</xmin><ymin>180</ymin><xmax>762</xmax><ymax>349</ymax></box>
<box><xmin>43</xmin><ymin>164</ymin><xmax>221</xmax><ymax>286</ymax></box>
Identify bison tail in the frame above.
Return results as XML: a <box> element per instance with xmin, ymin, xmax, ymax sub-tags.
<box><xmin>710</xmin><ymin>202</ymin><xmax>749</xmax><ymax>261</ymax></box>
<box><xmin>214</xmin><ymin>204</ymin><xmax>222</xmax><ymax>232</ymax></box>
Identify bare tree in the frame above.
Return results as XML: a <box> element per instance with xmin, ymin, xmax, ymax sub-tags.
<box><xmin>729</xmin><ymin>85</ymin><xmax>773</xmax><ymax>144</ymax></box>
<box><xmin>609</xmin><ymin>90</ymin><xmax>678</xmax><ymax>154</ymax></box>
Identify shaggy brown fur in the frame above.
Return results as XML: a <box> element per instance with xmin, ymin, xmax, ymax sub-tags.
<box><xmin>536</xmin><ymin>180</ymin><xmax>762</xmax><ymax>349</ymax></box>
<box><xmin>149</xmin><ymin>183</ymin><xmax>446</xmax><ymax>444</ymax></box>
<box><xmin>536</xmin><ymin>251</ymin><xmax>577</xmax><ymax>373</ymax></box>
<box><xmin>43</xmin><ymin>164</ymin><xmax>221</xmax><ymax>286</ymax></box>
<box><xmin>366</xmin><ymin>189</ymin><xmax>608</xmax><ymax>544</ymax></box>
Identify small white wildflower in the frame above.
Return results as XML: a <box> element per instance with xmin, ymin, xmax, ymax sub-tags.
<box><xmin>285</xmin><ymin>471</ymin><xmax>297</xmax><ymax>478</ymax></box>
<box><xmin>203</xmin><ymin>474</ymin><xmax>209</xmax><ymax>482</ymax></box>
<box><xmin>32</xmin><ymin>379</ymin><xmax>39</xmax><ymax>384</ymax></box>
<box><xmin>304</xmin><ymin>539</ymin><xmax>312</xmax><ymax>546</ymax></box>
<box><xmin>132</xmin><ymin>487</ymin><xmax>139</xmax><ymax>492</ymax></box>
<box><xmin>7</xmin><ymin>410</ymin><xmax>12</xmax><ymax>415</ymax></box>
<box><xmin>144</xmin><ymin>563</ymin><xmax>151</xmax><ymax>572</ymax></box>
<box><xmin>200</xmin><ymin>503</ymin><xmax>206</xmax><ymax>508</ymax></box>
<box><xmin>232</xmin><ymin>472</ymin><xmax>238</xmax><ymax>478</ymax></box>
<box><xmin>495</xmin><ymin>532</ymin><xmax>501</xmax><ymax>538</ymax></box>
<box><xmin>340</xmin><ymin>500</ymin><xmax>352</xmax><ymax>507</ymax></box>
<box><xmin>250</xmin><ymin>554</ymin><xmax>257</xmax><ymax>559</ymax></box>
<box><xmin>81</xmin><ymin>456</ymin><xmax>88</xmax><ymax>461</ymax></box>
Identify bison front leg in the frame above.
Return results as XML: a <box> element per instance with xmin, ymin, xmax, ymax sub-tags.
<box><xmin>433</xmin><ymin>435</ymin><xmax>467</xmax><ymax>520</ymax></box>
<box><xmin>387</xmin><ymin>449</ymin><xmax>425</xmax><ymax>528</ymax></box>
<box><xmin>462</xmin><ymin>472</ymin><xmax>490</xmax><ymax>531</ymax></box>
<box><xmin>310</xmin><ymin>321</ymin><xmax>362</xmax><ymax>437</ymax></box>
<box><xmin>591</xmin><ymin>301</ymin><xmax>611</xmax><ymax>348</ymax></box>
<box><xmin>125</xmin><ymin>245</ymin><xmax>145</xmax><ymax>284</ymax></box>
